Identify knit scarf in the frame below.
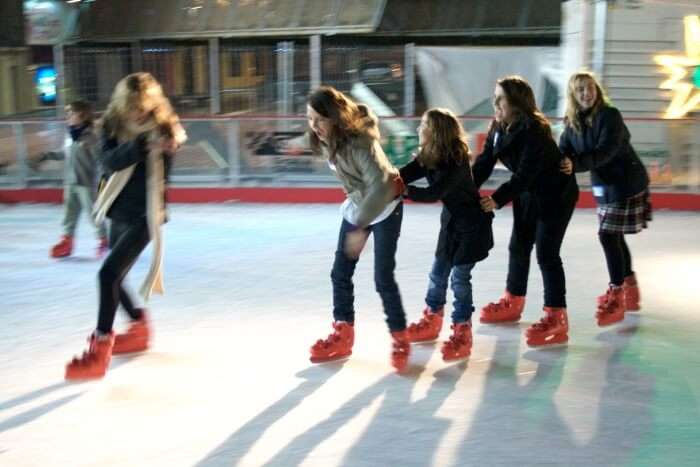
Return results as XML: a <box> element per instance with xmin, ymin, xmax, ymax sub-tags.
<box><xmin>94</xmin><ymin>119</ymin><xmax>186</xmax><ymax>300</ymax></box>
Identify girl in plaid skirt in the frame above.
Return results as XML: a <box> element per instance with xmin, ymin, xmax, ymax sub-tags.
<box><xmin>560</xmin><ymin>71</ymin><xmax>651</xmax><ymax>327</ymax></box>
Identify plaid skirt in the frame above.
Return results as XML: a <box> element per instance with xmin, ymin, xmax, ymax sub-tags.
<box><xmin>598</xmin><ymin>190</ymin><xmax>652</xmax><ymax>234</ymax></box>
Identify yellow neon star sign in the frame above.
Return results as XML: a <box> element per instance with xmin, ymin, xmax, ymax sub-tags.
<box><xmin>655</xmin><ymin>15</ymin><xmax>700</xmax><ymax>119</ymax></box>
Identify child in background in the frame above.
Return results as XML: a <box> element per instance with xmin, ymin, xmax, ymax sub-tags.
<box><xmin>44</xmin><ymin>100</ymin><xmax>108</xmax><ymax>258</ymax></box>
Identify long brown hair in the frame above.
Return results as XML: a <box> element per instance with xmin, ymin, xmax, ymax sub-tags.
<box><xmin>565</xmin><ymin>71</ymin><xmax>610</xmax><ymax>133</ymax></box>
<box><xmin>307</xmin><ymin>86</ymin><xmax>379</xmax><ymax>158</ymax></box>
<box><xmin>418</xmin><ymin>108</ymin><xmax>470</xmax><ymax>169</ymax></box>
<box><xmin>101</xmin><ymin>72</ymin><xmax>184</xmax><ymax>144</ymax></box>
<box><xmin>496</xmin><ymin>75</ymin><xmax>551</xmax><ymax>135</ymax></box>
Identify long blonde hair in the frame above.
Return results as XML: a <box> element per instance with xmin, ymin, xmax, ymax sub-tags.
<box><xmin>101</xmin><ymin>72</ymin><xmax>184</xmax><ymax>144</ymax></box>
<box><xmin>418</xmin><ymin>108</ymin><xmax>470</xmax><ymax>169</ymax></box>
<box><xmin>565</xmin><ymin>71</ymin><xmax>610</xmax><ymax>133</ymax></box>
<box><xmin>307</xmin><ymin>86</ymin><xmax>380</xmax><ymax>159</ymax></box>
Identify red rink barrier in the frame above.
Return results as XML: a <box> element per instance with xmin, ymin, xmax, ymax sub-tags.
<box><xmin>1</xmin><ymin>188</ymin><xmax>699</xmax><ymax>210</ymax></box>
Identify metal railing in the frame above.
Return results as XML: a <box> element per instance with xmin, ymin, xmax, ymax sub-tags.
<box><xmin>1</xmin><ymin>116</ymin><xmax>698</xmax><ymax>192</ymax></box>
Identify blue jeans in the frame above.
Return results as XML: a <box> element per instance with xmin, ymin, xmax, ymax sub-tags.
<box><xmin>331</xmin><ymin>202</ymin><xmax>407</xmax><ymax>332</ymax></box>
<box><xmin>425</xmin><ymin>255</ymin><xmax>476</xmax><ymax>324</ymax></box>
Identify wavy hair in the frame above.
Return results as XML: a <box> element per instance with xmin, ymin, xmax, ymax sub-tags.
<box><xmin>101</xmin><ymin>72</ymin><xmax>183</xmax><ymax>144</ymax></box>
<box><xmin>496</xmin><ymin>75</ymin><xmax>551</xmax><ymax>135</ymax></box>
<box><xmin>418</xmin><ymin>108</ymin><xmax>470</xmax><ymax>169</ymax></box>
<box><xmin>564</xmin><ymin>71</ymin><xmax>610</xmax><ymax>133</ymax></box>
<box><xmin>307</xmin><ymin>86</ymin><xmax>380</xmax><ymax>159</ymax></box>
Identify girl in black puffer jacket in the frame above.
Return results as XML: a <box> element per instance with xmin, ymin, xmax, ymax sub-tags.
<box><xmin>473</xmin><ymin>75</ymin><xmax>579</xmax><ymax>347</ymax></box>
<box><xmin>559</xmin><ymin>71</ymin><xmax>651</xmax><ymax>327</ymax></box>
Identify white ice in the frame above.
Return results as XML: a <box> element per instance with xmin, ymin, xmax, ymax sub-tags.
<box><xmin>1</xmin><ymin>203</ymin><xmax>699</xmax><ymax>467</ymax></box>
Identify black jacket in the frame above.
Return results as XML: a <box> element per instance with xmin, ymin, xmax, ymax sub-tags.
<box><xmin>100</xmin><ymin>133</ymin><xmax>172</xmax><ymax>223</ymax></box>
<box><xmin>400</xmin><ymin>156</ymin><xmax>493</xmax><ymax>264</ymax></box>
<box><xmin>473</xmin><ymin>118</ymin><xmax>578</xmax><ymax>217</ymax></box>
<box><xmin>559</xmin><ymin>105</ymin><xmax>649</xmax><ymax>204</ymax></box>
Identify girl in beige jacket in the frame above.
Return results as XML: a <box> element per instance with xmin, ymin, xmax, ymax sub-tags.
<box><xmin>306</xmin><ymin>86</ymin><xmax>409</xmax><ymax>373</ymax></box>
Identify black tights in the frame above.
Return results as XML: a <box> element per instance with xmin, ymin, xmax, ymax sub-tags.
<box><xmin>96</xmin><ymin>219</ymin><xmax>149</xmax><ymax>334</ymax></box>
<box><xmin>598</xmin><ymin>232</ymin><xmax>633</xmax><ymax>286</ymax></box>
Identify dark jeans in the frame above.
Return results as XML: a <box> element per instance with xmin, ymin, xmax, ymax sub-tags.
<box><xmin>96</xmin><ymin>218</ymin><xmax>149</xmax><ymax>334</ymax></box>
<box><xmin>331</xmin><ymin>202</ymin><xmax>407</xmax><ymax>332</ymax></box>
<box><xmin>506</xmin><ymin>194</ymin><xmax>575</xmax><ymax>308</ymax></box>
<box><xmin>425</xmin><ymin>255</ymin><xmax>476</xmax><ymax>324</ymax></box>
<box><xmin>598</xmin><ymin>232</ymin><xmax>633</xmax><ymax>286</ymax></box>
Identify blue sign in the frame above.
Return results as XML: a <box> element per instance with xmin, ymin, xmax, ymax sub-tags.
<box><xmin>35</xmin><ymin>65</ymin><xmax>56</xmax><ymax>105</ymax></box>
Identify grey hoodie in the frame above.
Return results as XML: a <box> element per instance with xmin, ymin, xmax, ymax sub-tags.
<box><xmin>44</xmin><ymin>128</ymin><xmax>100</xmax><ymax>187</ymax></box>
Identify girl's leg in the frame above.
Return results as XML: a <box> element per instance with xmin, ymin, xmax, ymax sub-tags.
<box><xmin>331</xmin><ymin>219</ymin><xmax>361</xmax><ymax>324</ymax></box>
<box><xmin>425</xmin><ymin>255</ymin><xmax>452</xmax><ymax>312</ymax></box>
<box><xmin>506</xmin><ymin>196</ymin><xmax>537</xmax><ymax>297</ymax></box>
<box><xmin>61</xmin><ymin>185</ymin><xmax>82</xmax><ymax>237</ymax></box>
<box><xmin>370</xmin><ymin>203</ymin><xmax>406</xmax><ymax>332</ymax></box>
<box><xmin>96</xmin><ymin>219</ymin><xmax>150</xmax><ymax>334</ymax></box>
<box><xmin>598</xmin><ymin>232</ymin><xmax>626</xmax><ymax>287</ymax></box>
<box><xmin>620</xmin><ymin>235</ymin><xmax>633</xmax><ymax>278</ymax></box>
<box><xmin>450</xmin><ymin>263</ymin><xmax>476</xmax><ymax>323</ymax></box>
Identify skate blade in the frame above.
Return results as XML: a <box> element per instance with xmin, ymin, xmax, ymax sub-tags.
<box><xmin>112</xmin><ymin>348</ymin><xmax>149</xmax><ymax>356</ymax></box>
<box><xmin>410</xmin><ymin>337</ymin><xmax>439</xmax><ymax>345</ymax></box>
<box><xmin>527</xmin><ymin>335</ymin><xmax>568</xmax><ymax>348</ymax></box>
<box><xmin>479</xmin><ymin>318</ymin><xmax>521</xmax><ymax>325</ymax></box>
<box><xmin>310</xmin><ymin>352</ymin><xmax>352</xmax><ymax>364</ymax></box>
<box><xmin>597</xmin><ymin>316</ymin><xmax>625</xmax><ymax>327</ymax></box>
<box><xmin>442</xmin><ymin>354</ymin><xmax>470</xmax><ymax>363</ymax></box>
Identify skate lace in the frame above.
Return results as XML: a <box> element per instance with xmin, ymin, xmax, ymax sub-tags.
<box><xmin>409</xmin><ymin>314</ymin><xmax>432</xmax><ymax>332</ymax></box>
<box><xmin>72</xmin><ymin>343</ymin><xmax>98</xmax><ymax>365</ymax></box>
<box><xmin>486</xmin><ymin>298</ymin><xmax>509</xmax><ymax>312</ymax></box>
<box><xmin>316</xmin><ymin>324</ymin><xmax>348</xmax><ymax>348</ymax></box>
<box><xmin>392</xmin><ymin>338</ymin><xmax>409</xmax><ymax>355</ymax></box>
<box><xmin>599</xmin><ymin>289</ymin><xmax>622</xmax><ymax>311</ymax></box>
<box><xmin>532</xmin><ymin>315</ymin><xmax>557</xmax><ymax>331</ymax></box>
<box><xmin>447</xmin><ymin>325</ymin><xmax>470</xmax><ymax>348</ymax></box>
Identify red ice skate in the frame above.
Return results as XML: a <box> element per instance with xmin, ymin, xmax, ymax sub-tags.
<box><xmin>596</xmin><ymin>286</ymin><xmax>625</xmax><ymax>327</ymax></box>
<box><xmin>309</xmin><ymin>321</ymin><xmax>354</xmax><ymax>363</ymax></box>
<box><xmin>623</xmin><ymin>274</ymin><xmax>641</xmax><ymax>311</ymax></box>
<box><xmin>441</xmin><ymin>322</ymin><xmax>472</xmax><ymax>362</ymax></box>
<box><xmin>526</xmin><ymin>307</ymin><xmax>569</xmax><ymax>347</ymax></box>
<box><xmin>65</xmin><ymin>332</ymin><xmax>115</xmax><ymax>380</ymax></box>
<box><xmin>390</xmin><ymin>330</ymin><xmax>411</xmax><ymax>373</ymax></box>
<box><xmin>407</xmin><ymin>307</ymin><xmax>444</xmax><ymax>343</ymax></box>
<box><xmin>113</xmin><ymin>311</ymin><xmax>151</xmax><ymax>355</ymax></box>
<box><xmin>50</xmin><ymin>235</ymin><xmax>73</xmax><ymax>258</ymax></box>
<box><xmin>480</xmin><ymin>290</ymin><xmax>525</xmax><ymax>323</ymax></box>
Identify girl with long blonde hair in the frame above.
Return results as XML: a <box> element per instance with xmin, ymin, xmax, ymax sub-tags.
<box><xmin>559</xmin><ymin>71</ymin><xmax>650</xmax><ymax>326</ymax></box>
<box><xmin>65</xmin><ymin>72</ymin><xmax>186</xmax><ymax>380</ymax></box>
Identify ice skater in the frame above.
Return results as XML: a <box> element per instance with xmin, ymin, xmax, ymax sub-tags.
<box><xmin>306</xmin><ymin>86</ymin><xmax>409</xmax><ymax>372</ymax></box>
<box><xmin>473</xmin><ymin>76</ymin><xmax>579</xmax><ymax>347</ymax></box>
<box><xmin>559</xmin><ymin>71</ymin><xmax>651</xmax><ymax>326</ymax></box>
<box><xmin>399</xmin><ymin>108</ymin><xmax>494</xmax><ymax>361</ymax></box>
<box><xmin>40</xmin><ymin>100</ymin><xmax>108</xmax><ymax>258</ymax></box>
<box><xmin>65</xmin><ymin>72</ymin><xmax>186</xmax><ymax>380</ymax></box>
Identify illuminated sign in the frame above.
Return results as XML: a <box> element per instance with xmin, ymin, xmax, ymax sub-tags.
<box><xmin>35</xmin><ymin>65</ymin><xmax>57</xmax><ymax>105</ymax></box>
<box><xmin>655</xmin><ymin>15</ymin><xmax>700</xmax><ymax>119</ymax></box>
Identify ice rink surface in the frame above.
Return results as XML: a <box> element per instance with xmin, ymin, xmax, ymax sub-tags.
<box><xmin>1</xmin><ymin>203</ymin><xmax>699</xmax><ymax>467</ymax></box>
